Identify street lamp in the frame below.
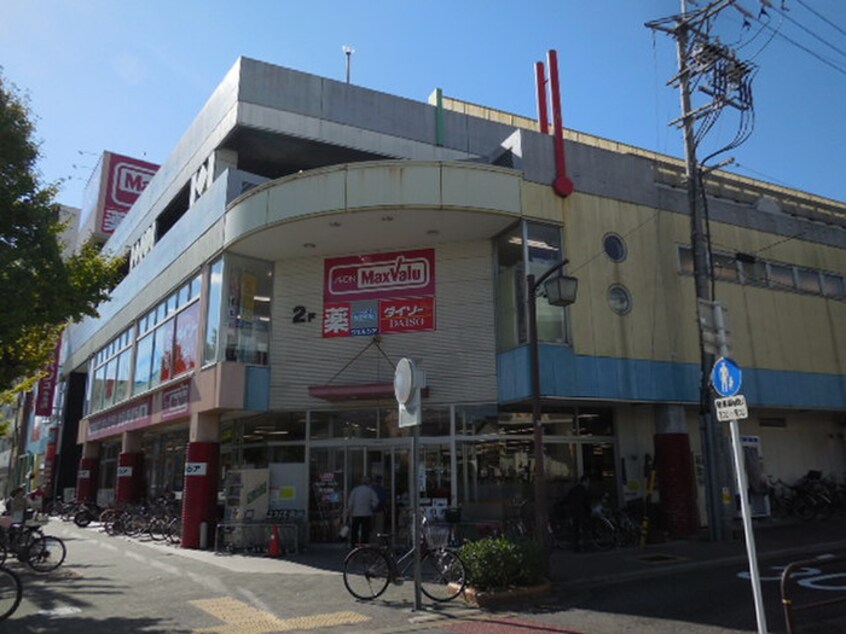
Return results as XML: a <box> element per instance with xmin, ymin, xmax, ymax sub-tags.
<box><xmin>528</xmin><ymin>259</ymin><xmax>578</xmax><ymax>556</ymax></box>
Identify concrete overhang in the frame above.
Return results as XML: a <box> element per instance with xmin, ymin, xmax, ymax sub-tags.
<box><xmin>223</xmin><ymin>160</ymin><xmax>525</xmax><ymax>259</ymax></box>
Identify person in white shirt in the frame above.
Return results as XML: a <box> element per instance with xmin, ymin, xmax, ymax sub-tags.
<box><xmin>347</xmin><ymin>476</ymin><xmax>379</xmax><ymax>545</ymax></box>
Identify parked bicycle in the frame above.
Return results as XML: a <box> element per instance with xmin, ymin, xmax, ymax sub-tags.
<box><xmin>768</xmin><ymin>475</ymin><xmax>832</xmax><ymax>522</ymax></box>
<box><xmin>343</xmin><ymin>513</ymin><xmax>467</xmax><ymax>602</ymax></box>
<box><xmin>0</xmin><ymin>565</ymin><xmax>22</xmax><ymax>622</ymax></box>
<box><xmin>0</xmin><ymin>520</ymin><xmax>67</xmax><ymax>573</ymax></box>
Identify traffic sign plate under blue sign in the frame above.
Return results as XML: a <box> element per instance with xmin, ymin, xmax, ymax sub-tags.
<box><xmin>711</xmin><ymin>357</ymin><xmax>742</xmax><ymax>397</ymax></box>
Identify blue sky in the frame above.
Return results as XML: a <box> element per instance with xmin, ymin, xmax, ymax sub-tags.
<box><xmin>2</xmin><ymin>0</ymin><xmax>845</xmax><ymax>207</ymax></box>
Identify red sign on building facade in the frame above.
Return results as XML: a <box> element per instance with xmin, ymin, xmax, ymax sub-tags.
<box><xmin>101</xmin><ymin>153</ymin><xmax>159</xmax><ymax>234</ymax></box>
<box><xmin>35</xmin><ymin>336</ymin><xmax>62</xmax><ymax>417</ymax></box>
<box><xmin>322</xmin><ymin>249</ymin><xmax>436</xmax><ymax>338</ymax></box>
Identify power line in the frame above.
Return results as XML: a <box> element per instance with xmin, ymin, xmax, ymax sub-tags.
<box><xmin>794</xmin><ymin>0</ymin><xmax>846</xmax><ymax>39</ymax></box>
<box><xmin>749</xmin><ymin>8</ymin><xmax>846</xmax><ymax>76</ymax></box>
<box><xmin>769</xmin><ymin>1</ymin><xmax>846</xmax><ymax>61</ymax></box>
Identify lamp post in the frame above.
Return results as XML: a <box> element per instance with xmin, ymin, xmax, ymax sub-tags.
<box><xmin>528</xmin><ymin>259</ymin><xmax>578</xmax><ymax>556</ymax></box>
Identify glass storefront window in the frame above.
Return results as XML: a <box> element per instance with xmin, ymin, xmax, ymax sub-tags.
<box><xmin>173</xmin><ymin>301</ymin><xmax>200</xmax><ymax>374</ymax></box>
<box><xmin>204</xmin><ymin>258</ymin><xmax>224</xmax><ymax>365</ymax></box>
<box><xmin>495</xmin><ymin>224</ymin><xmax>524</xmax><ymax>351</ymax></box>
<box><xmin>87</xmin><ymin>327</ymin><xmax>134</xmax><ymax>413</ymax></box>
<box><xmin>456</xmin><ymin>404</ymin><xmax>499</xmax><ymax>437</ymax></box>
<box><xmin>150</xmin><ymin>317</ymin><xmax>174</xmax><ymax>389</ymax></box>
<box><xmin>528</xmin><ymin>222</ymin><xmax>567</xmax><ymax>343</ymax></box>
<box><xmin>495</xmin><ymin>220</ymin><xmax>569</xmax><ymax>351</ymax></box>
<box><xmin>244</xmin><ymin>412</ymin><xmax>306</xmax><ymax>442</ymax></box>
<box><xmin>310</xmin><ymin>410</ymin><xmax>381</xmax><ymax>440</ymax></box>
<box><xmin>129</xmin><ymin>272</ymin><xmax>202</xmax><ymax>398</ymax></box>
<box><xmin>421</xmin><ymin>407</ymin><xmax>450</xmax><ymax>437</ymax></box>
<box><xmin>224</xmin><ymin>255</ymin><xmax>273</xmax><ymax>365</ymax></box>
<box><xmin>133</xmin><ymin>333</ymin><xmax>153</xmax><ymax>395</ymax></box>
<box><xmin>576</xmin><ymin>409</ymin><xmax>614</xmax><ymax>436</ymax></box>
<box><xmin>143</xmin><ymin>429</ymin><xmax>188</xmax><ymax>498</ymax></box>
<box><xmin>115</xmin><ymin>349</ymin><xmax>131</xmax><ymax>403</ymax></box>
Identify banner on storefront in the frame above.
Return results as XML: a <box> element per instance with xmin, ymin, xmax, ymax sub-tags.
<box><xmin>322</xmin><ymin>248</ymin><xmax>436</xmax><ymax>338</ymax></box>
<box><xmin>35</xmin><ymin>336</ymin><xmax>62</xmax><ymax>417</ymax></box>
<box><xmin>87</xmin><ymin>397</ymin><xmax>152</xmax><ymax>440</ymax></box>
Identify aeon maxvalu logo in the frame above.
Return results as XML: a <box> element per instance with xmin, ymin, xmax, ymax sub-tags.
<box><xmin>329</xmin><ymin>255</ymin><xmax>430</xmax><ymax>295</ymax></box>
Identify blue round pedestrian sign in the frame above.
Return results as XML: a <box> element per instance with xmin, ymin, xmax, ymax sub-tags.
<box><xmin>711</xmin><ymin>357</ymin><xmax>742</xmax><ymax>397</ymax></box>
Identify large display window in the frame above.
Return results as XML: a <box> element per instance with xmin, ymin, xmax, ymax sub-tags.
<box><xmin>495</xmin><ymin>220</ymin><xmax>570</xmax><ymax>352</ymax></box>
<box><xmin>203</xmin><ymin>255</ymin><xmax>272</xmax><ymax>366</ymax></box>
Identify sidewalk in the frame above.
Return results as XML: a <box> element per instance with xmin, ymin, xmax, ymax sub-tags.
<box><xmin>51</xmin><ymin>517</ymin><xmax>846</xmax><ymax>633</ymax></box>
<box><xmin>106</xmin><ymin>513</ymin><xmax>846</xmax><ymax>591</ymax></box>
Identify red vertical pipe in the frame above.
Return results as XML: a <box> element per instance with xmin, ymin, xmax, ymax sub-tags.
<box><xmin>535</xmin><ymin>61</ymin><xmax>549</xmax><ymax>135</ymax></box>
<box><xmin>181</xmin><ymin>441</ymin><xmax>220</xmax><ymax>549</ymax></box>
<box><xmin>547</xmin><ymin>50</ymin><xmax>575</xmax><ymax>197</ymax></box>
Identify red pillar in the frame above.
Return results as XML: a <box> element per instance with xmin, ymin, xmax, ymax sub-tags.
<box><xmin>181</xmin><ymin>441</ymin><xmax>220</xmax><ymax>549</ymax></box>
<box><xmin>115</xmin><ymin>452</ymin><xmax>144</xmax><ymax>505</ymax></box>
<box><xmin>654</xmin><ymin>433</ymin><xmax>699</xmax><ymax>536</ymax></box>
<box><xmin>76</xmin><ymin>457</ymin><xmax>99</xmax><ymax>503</ymax></box>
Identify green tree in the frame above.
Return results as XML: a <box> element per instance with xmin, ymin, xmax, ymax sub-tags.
<box><xmin>0</xmin><ymin>71</ymin><xmax>123</xmax><ymax>395</ymax></box>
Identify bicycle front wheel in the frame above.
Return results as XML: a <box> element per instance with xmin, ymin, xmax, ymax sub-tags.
<box><xmin>590</xmin><ymin>517</ymin><xmax>616</xmax><ymax>551</ymax></box>
<box><xmin>0</xmin><ymin>566</ymin><xmax>22</xmax><ymax>621</ymax></box>
<box><xmin>420</xmin><ymin>549</ymin><xmax>467</xmax><ymax>602</ymax></box>
<box><xmin>343</xmin><ymin>546</ymin><xmax>391</xmax><ymax>600</ymax></box>
<box><xmin>26</xmin><ymin>536</ymin><xmax>67</xmax><ymax>573</ymax></box>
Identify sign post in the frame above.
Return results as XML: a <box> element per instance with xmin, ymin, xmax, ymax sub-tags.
<box><xmin>711</xmin><ymin>357</ymin><xmax>767</xmax><ymax>634</ymax></box>
<box><xmin>395</xmin><ymin>358</ymin><xmax>424</xmax><ymax>611</ymax></box>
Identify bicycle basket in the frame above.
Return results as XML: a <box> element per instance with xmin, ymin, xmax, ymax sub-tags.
<box><xmin>425</xmin><ymin>524</ymin><xmax>450</xmax><ymax>549</ymax></box>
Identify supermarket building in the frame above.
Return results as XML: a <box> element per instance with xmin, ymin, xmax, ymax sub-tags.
<box><xmin>50</xmin><ymin>56</ymin><xmax>846</xmax><ymax>548</ymax></box>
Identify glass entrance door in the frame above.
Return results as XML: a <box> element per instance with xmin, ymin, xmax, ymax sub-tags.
<box><xmin>308</xmin><ymin>445</ymin><xmax>411</xmax><ymax>544</ymax></box>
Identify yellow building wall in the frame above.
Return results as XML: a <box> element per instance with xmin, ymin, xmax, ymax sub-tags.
<box><xmin>521</xmin><ymin>184</ymin><xmax>846</xmax><ymax>376</ymax></box>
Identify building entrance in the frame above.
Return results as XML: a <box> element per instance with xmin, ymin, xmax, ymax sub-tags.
<box><xmin>308</xmin><ymin>443</ymin><xmax>410</xmax><ymax>544</ymax></box>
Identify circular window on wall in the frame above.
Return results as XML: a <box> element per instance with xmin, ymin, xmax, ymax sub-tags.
<box><xmin>607</xmin><ymin>284</ymin><xmax>632</xmax><ymax>315</ymax></box>
<box><xmin>603</xmin><ymin>233</ymin><xmax>627</xmax><ymax>262</ymax></box>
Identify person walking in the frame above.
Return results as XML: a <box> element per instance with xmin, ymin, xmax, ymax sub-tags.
<box><xmin>347</xmin><ymin>476</ymin><xmax>379</xmax><ymax>546</ymax></box>
<box><xmin>6</xmin><ymin>487</ymin><xmax>30</xmax><ymax>523</ymax></box>
<box><xmin>564</xmin><ymin>474</ymin><xmax>591</xmax><ymax>552</ymax></box>
<box><xmin>370</xmin><ymin>474</ymin><xmax>389</xmax><ymax>536</ymax></box>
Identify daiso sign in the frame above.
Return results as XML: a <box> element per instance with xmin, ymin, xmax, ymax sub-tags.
<box><xmin>322</xmin><ymin>249</ymin><xmax>436</xmax><ymax>338</ymax></box>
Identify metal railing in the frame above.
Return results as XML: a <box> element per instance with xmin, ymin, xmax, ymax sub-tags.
<box><xmin>781</xmin><ymin>554</ymin><xmax>846</xmax><ymax>633</ymax></box>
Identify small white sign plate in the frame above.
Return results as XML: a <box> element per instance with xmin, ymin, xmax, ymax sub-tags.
<box><xmin>185</xmin><ymin>462</ymin><xmax>208</xmax><ymax>476</ymax></box>
<box><xmin>715</xmin><ymin>394</ymin><xmax>748</xmax><ymax>422</ymax></box>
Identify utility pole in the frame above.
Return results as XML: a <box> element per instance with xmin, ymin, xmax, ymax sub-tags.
<box><xmin>647</xmin><ymin>0</ymin><xmax>756</xmax><ymax>542</ymax></box>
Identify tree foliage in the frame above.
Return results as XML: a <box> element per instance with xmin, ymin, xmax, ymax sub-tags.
<box><xmin>0</xmin><ymin>71</ymin><xmax>123</xmax><ymax>394</ymax></box>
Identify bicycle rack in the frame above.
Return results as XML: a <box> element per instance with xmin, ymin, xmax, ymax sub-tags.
<box><xmin>780</xmin><ymin>554</ymin><xmax>846</xmax><ymax>633</ymax></box>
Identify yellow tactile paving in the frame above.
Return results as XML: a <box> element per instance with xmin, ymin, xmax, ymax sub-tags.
<box><xmin>190</xmin><ymin>596</ymin><xmax>369</xmax><ymax>633</ymax></box>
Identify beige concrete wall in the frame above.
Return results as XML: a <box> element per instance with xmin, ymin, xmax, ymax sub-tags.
<box><xmin>268</xmin><ymin>240</ymin><xmax>498</xmax><ymax>410</ymax></box>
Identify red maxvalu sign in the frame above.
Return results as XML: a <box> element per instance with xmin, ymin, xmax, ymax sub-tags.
<box><xmin>101</xmin><ymin>153</ymin><xmax>159</xmax><ymax>234</ymax></box>
<box><xmin>324</xmin><ymin>249</ymin><xmax>435</xmax><ymax>302</ymax></box>
<box><xmin>322</xmin><ymin>249</ymin><xmax>436</xmax><ymax>338</ymax></box>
